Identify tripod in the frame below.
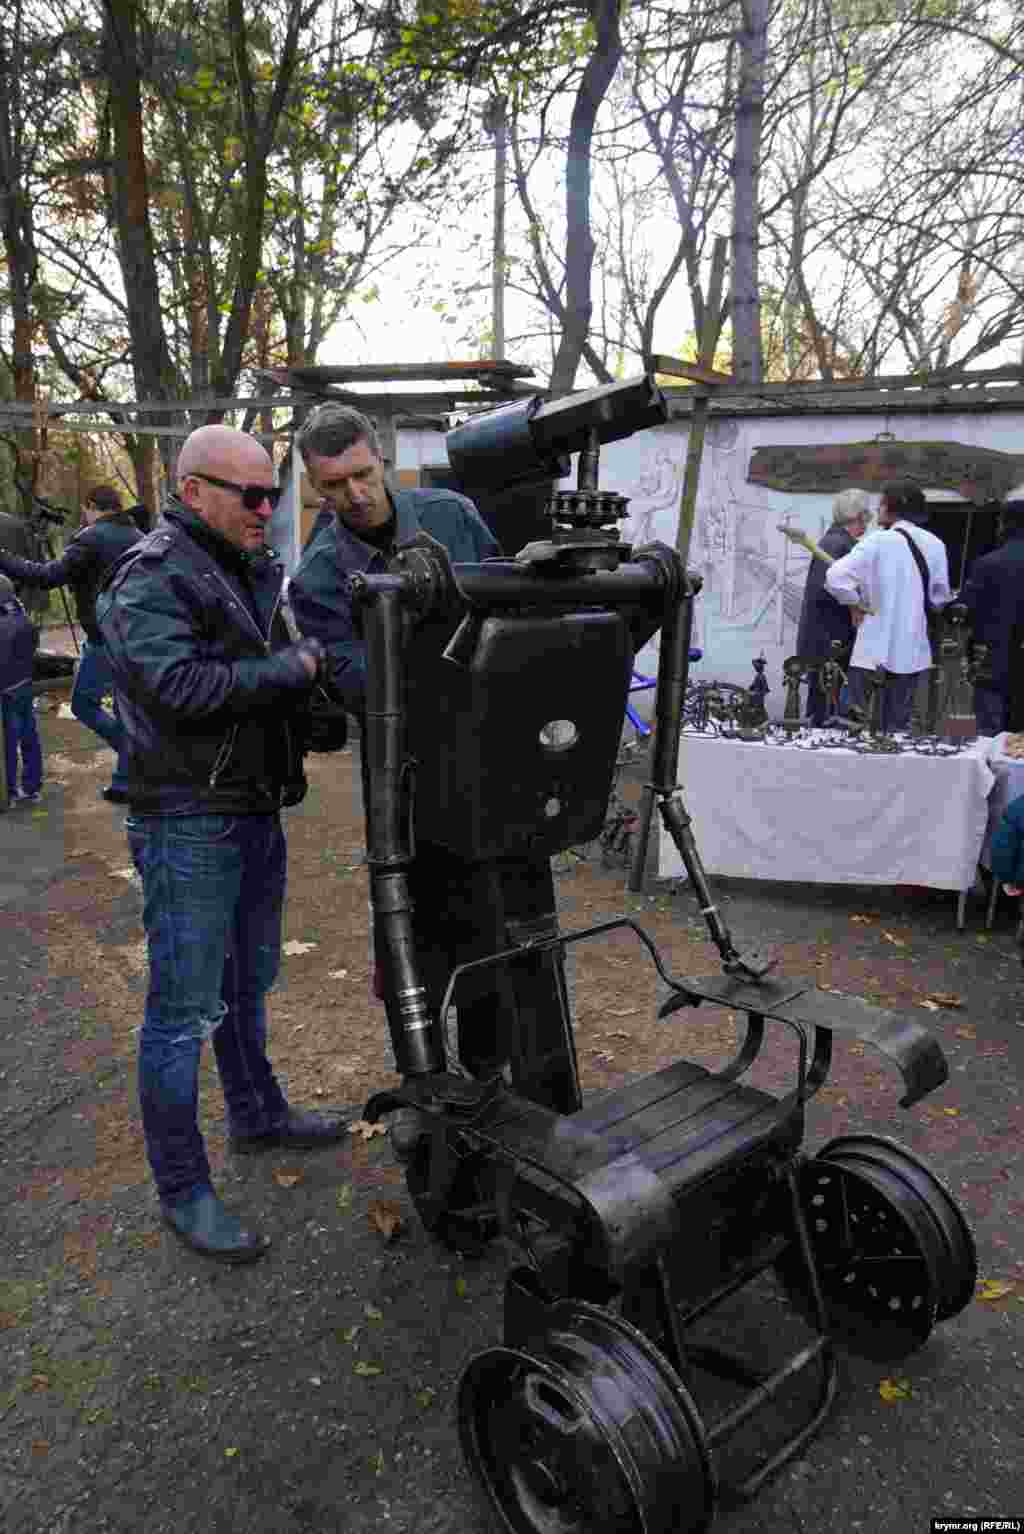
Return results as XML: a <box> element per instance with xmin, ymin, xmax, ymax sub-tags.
<box><xmin>24</xmin><ymin>493</ymin><xmax>80</xmax><ymax>657</ymax></box>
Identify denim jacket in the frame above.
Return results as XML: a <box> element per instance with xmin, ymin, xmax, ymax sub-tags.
<box><xmin>289</xmin><ymin>486</ymin><xmax>499</xmax><ymax>714</ymax></box>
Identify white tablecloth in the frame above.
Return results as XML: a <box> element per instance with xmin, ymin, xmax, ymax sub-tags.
<box><xmin>659</xmin><ymin>733</ymin><xmax>994</xmax><ymax>892</ymax></box>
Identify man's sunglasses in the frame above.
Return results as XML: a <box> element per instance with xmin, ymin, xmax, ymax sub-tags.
<box><xmin>189</xmin><ymin>471</ymin><xmax>283</xmax><ymax>510</ymax></box>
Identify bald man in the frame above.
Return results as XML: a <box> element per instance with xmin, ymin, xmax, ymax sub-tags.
<box><xmin>96</xmin><ymin>425</ymin><xmax>347</xmax><ymax>1263</ymax></box>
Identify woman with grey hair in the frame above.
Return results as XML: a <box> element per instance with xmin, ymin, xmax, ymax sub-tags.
<box><xmin>795</xmin><ymin>488</ymin><xmax>872</xmax><ymax>724</ymax></box>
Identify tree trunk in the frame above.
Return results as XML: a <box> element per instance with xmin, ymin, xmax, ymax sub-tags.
<box><xmin>548</xmin><ymin>0</ymin><xmax>623</xmax><ymax>396</ymax></box>
<box><xmin>731</xmin><ymin>0</ymin><xmax>767</xmax><ymax>385</ymax></box>
<box><xmin>0</xmin><ymin>18</ymin><xmax>41</xmax><ymax>492</ymax></box>
<box><xmin>101</xmin><ymin>0</ymin><xmax>183</xmax><ymax>473</ymax></box>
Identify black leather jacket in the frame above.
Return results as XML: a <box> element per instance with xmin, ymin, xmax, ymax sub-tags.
<box><xmin>0</xmin><ymin>510</ymin><xmax>142</xmax><ymax>642</ymax></box>
<box><xmin>95</xmin><ymin>501</ymin><xmax>314</xmax><ymax>815</ymax></box>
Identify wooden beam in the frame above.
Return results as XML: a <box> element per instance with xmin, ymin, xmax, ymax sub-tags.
<box><xmin>274</xmin><ymin>359</ymin><xmax>536</xmax><ymax>384</ymax></box>
<box><xmin>648</xmin><ymin>355</ymin><xmax>735</xmax><ymax>387</ymax></box>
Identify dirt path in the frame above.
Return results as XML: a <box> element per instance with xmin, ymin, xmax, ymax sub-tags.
<box><xmin>1</xmin><ymin>700</ymin><xmax>1021</xmax><ymax>1533</ymax></box>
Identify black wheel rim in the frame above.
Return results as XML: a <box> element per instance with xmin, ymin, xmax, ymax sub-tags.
<box><xmin>817</xmin><ymin>1135</ymin><xmax>977</xmax><ymax>1321</ymax></box>
<box><xmin>458</xmin><ymin>1306</ymin><xmax>715</xmax><ymax>1534</ymax></box>
<box><xmin>780</xmin><ymin>1156</ymin><xmax>941</xmax><ymax>1359</ymax></box>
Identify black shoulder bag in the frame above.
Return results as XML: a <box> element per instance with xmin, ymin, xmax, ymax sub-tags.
<box><xmin>895</xmin><ymin>527</ymin><xmax>939</xmax><ymax>655</ymax></box>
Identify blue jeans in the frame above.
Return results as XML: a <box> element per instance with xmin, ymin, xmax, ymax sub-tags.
<box><xmin>72</xmin><ymin>640</ymin><xmax>128</xmax><ymax>790</ymax></box>
<box><xmin>127</xmin><ymin>812</ymin><xmax>289</xmax><ymax>1205</ymax></box>
<box><xmin>2</xmin><ymin>688</ymin><xmax>43</xmax><ymax>797</ymax></box>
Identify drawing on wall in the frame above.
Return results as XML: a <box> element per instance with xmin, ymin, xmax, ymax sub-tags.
<box><xmin>615</xmin><ymin>423</ymin><xmax>850</xmax><ymax>701</ymax></box>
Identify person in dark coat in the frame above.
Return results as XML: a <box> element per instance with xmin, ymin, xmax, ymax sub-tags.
<box><xmin>795</xmin><ymin>488</ymin><xmax>872</xmax><ymax>724</ymax></box>
<box><xmin>0</xmin><ymin>573</ymin><xmax>43</xmax><ymax>805</ymax></box>
<box><xmin>0</xmin><ymin>484</ymin><xmax>142</xmax><ymax>801</ymax></box>
<box><xmin>960</xmin><ymin>483</ymin><xmax>1024</xmax><ymax>737</ymax></box>
<box><xmin>96</xmin><ymin>425</ymin><xmax>344</xmax><ymax>1263</ymax></box>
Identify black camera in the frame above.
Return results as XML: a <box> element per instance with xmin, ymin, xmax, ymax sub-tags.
<box><xmin>29</xmin><ymin>496</ymin><xmax>67</xmax><ymax>528</ymax></box>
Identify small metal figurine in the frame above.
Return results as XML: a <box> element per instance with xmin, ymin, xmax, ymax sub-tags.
<box><xmin>782</xmin><ymin>656</ymin><xmax>806</xmax><ymax>733</ymax></box>
<box><xmin>937</xmin><ymin>603</ymin><xmax>977</xmax><ymax>740</ymax></box>
<box><xmin>733</xmin><ymin>654</ymin><xmax>770</xmax><ymax>738</ymax></box>
<box><xmin>749</xmin><ymin>653</ymin><xmax>770</xmax><ymax>722</ymax></box>
<box><xmin>819</xmin><ymin>640</ymin><xmax>849</xmax><ymax>725</ymax></box>
<box><xmin>858</xmin><ymin>664</ymin><xmax>901</xmax><ymax>752</ymax></box>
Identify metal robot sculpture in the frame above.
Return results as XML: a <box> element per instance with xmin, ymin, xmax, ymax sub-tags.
<box><xmin>351</xmin><ymin>375</ymin><xmax>975</xmax><ymax>1534</ymax></box>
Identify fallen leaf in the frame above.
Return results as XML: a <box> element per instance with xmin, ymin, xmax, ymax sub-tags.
<box><xmin>368</xmin><ymin>1200</ymin><xmax>403</xmax><ymax>1241</ymax></box>
<box><xmin>454</xmin><ymin>1277</ymin><xmax>467</xmax><ymax>1299</ymax></box>
<box><xmin>415</xmin><ymin>1387</ymin><xmax>435</xmax><ymax>1409</ymax></box>
<box><xmin>363</xmin><ymin>1303</ymin><xmax>384</xmax><ymax>1322</ymax></box>
<box><xmin>354</xmin><ymin>1361</ymin><xmax>383</xmax><ymax>1377</ymax></box>
<box><xmin>31</xmin><ymin>1441</ymin><xmax>50</xmax><ymax>1457</ymax></box>
<box><xmin>850</xmin><ymin>914</ymin><xmax>875</xmax><ymax>925</ymax></box>
<box><xmin>328</xmin><ymin>969</ymin><xmax>349</xmax><ymax>980</ymax></box>
<box><xmin>273</xmin><ymin>1170</ymin><xmax>303</xmax><ymax>1189</ymax></box>
<box><xmin>339</xmin><ymin>1325</ymin><xmax>361</xmax><ymax>1344</ymax></box>
<box><xmin>976</xmin><ymin>1278</ymin><xmax>1016</xmax><ymax>1302</ymax></box>
<box><xmin>976</xmin><ymin>935</ymin><xmax>989</xmax><ymax>945</ymax></box>
<box><xmin>336</xmin><ymin>1184</ymin><xmax>353</xmax><ymax>1213</ymax></box>
<box><xmin>349</xmin><ymin>1119</ymin><xmax>387</xmax><ymax>1141</ymax></box>
<box><xmin>878</xmin><ymin>1377</ymin><xmax>912</xmax><ymax>1403</ymax></box>
<box><xmin>942</xmin><ymin>1107</ymin><xmax>960</xmax><ymax>1117</ymax></box>
<box><xmin>881</xmin><ymin>932</ymin><xmax>906</xmax><ymax>947</ymax></box>
<box><xmin>371</xmin><ymin>1449</ymin><xmax>385</xmax><ymax>1475</ymax></box>
<box><xmin>954</xmin><ymin>1025</ymin><xmax>977</xmax><ymax>1039</ymax></box>
<box><xmin>224</xmin><ymin>1447</ymin><xmax>239</xmax><ymax>1459</ymax></box>
<box><xmin>282</xmin><ymin>940</ymin><xmax>318</xmax><ymax>956</ymax></box>
<box><xmin>927</xmin><ymin>993</ymin><xmax>962</xmax><ymax>1009</ymax></box>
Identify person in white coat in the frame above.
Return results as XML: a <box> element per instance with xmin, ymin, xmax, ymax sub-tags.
<box><xmin>825</xmin><ymin>480</ymin><xmax>952</xmax><ymax>731</ymax></box>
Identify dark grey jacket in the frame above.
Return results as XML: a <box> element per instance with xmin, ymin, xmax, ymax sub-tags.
<box><xmin>96</xmin><ymin>501</ymin><xmax>315</xmax><ymax>815</ymax></box>
<box><xmin>0</xmin><ymin>510</ymin><xmax>142</xmax><ymax>642</ymax></box>
<box><xmin>795</xmin><ymin>523</ymin><xmax>857</xmax><ymax>660</ymax></box>
<box><xmin>961</xmin><ymin>529</ymin><xmax>1024</xmax><ymax>695</ymax></box>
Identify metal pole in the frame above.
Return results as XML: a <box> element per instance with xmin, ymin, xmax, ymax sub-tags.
<box><xmin>629</xmin><ymin>236</ymin><xmax>729</xmax><ymax>891</ymax></box>
<box><xmin>485</xmin><ymin>96</ymin><xmax>507</xmax><ymax>361</ymax></box>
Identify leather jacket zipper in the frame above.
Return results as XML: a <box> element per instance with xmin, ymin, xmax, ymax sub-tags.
<box><xmin>209</xmin><ymin>725</ymin><xmax>239</xmax><ymax>788</ymax></box>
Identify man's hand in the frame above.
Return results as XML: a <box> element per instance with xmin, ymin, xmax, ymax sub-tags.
<box><xmin>851</xmin><ymin>606</ymin><xmax>868</xmax><ymax>629</ymax></box>
<box><xmin>296</xmin><ymin>637</ymin><xmax>325</xmax><ymax>681</ymax></box>
<box><xmin>296</xmin><ymin>686</ymin><xmax>348</xmax><ymax>753</ymax></box>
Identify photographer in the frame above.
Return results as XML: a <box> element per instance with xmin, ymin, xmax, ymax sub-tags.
<box><xmin>0</xmin><ymin>485</ymin><xmax>142</xmax><ymax>802</ymax></box>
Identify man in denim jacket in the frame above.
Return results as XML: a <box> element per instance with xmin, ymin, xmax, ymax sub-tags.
<box><xmin>289</xmin><ymin>403</ymin><xmax>498</xmax><ymax>712</ymax></box>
